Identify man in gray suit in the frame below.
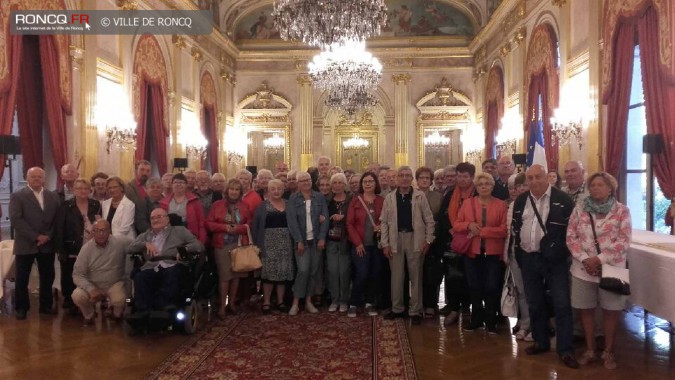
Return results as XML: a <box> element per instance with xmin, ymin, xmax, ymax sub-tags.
<box><xmin>9</xmin><ymin>167</ymin><xmax>61</xmax><ymax>320</ymax></box>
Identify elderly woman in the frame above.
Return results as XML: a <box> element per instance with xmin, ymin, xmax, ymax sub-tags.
<box><xmin>567</xmin><ymin>172</ymin><xmax>631</xmax><ymax>370</ymax></box>
<box><xmin>101</xmin><ymin>176</ymin><xmax>136</xmax><ymax>239</ymax></box>
<box><xmin>256</xmin><ymin>169</ymin><xmax>274</xmax><ymax>200</ymax></box>
<box><xmin>317</xmin><ymin>175</ymin><xmax>332</xmax><ymax>199</ymax></box>
<box><xmin>207</xmin><ymin>179</ymin><xmax>253</xmax><ymax>318</ymax></box>
<box><xmin>348</xmin><ymin>173</ymin><xmax>361</xmax><ymax>194</ymax></box>
<box><xmin>55</xmin><ymin>179</ymin><xmax>102</xmax><ymax>310</ymax></box>
<box><xmin>286</xmin><ymin>171</ymin><xmax>329</xmax><ymax>315</ymax></box>
<box><xmin>453</xmin><ymin>172</ymin><xmax>508</xmax><ymax>334</ymax></box>
<box><xmin>346</xmin><ymin>172</ymin><xmax>384</xmax><ymax>317</ymax></box>
<box><xmin>252</xmin><ymin>179</ymin><xmax>294</xmax><ymax>313</ymax></box>
<box><xmin>283</xmin><ymin>170</ymin><xmax>298</xmax><ymax>199</ymax></box>
<box><xmin>159</xmin><ymin>173</ymin><xmax>206</xmax><ymax>243</ymax></box>
<box><xmin>325</xmin><ymin>173</ymin><xmax>352</xmax><ymax>312</ymax></box>
<box><xmin>90</xmin><ymin>172</ymin><xmax>109</xmax><ymax>202</ymax></box>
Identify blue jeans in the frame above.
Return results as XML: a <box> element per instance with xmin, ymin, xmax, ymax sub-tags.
<box><xmin>349</xmin><ymin>245</ymin><xmax>382</xmax><ymax>307</ymax></box>
<box><xmin>293</xmin><ymin>241</ymin><xmax>321</xmax><ymax>299</ymax></box>
<box><xmin>518</xmin><ymin>251</ymin><xmax>574</xmax><ymax>355</ymax></box>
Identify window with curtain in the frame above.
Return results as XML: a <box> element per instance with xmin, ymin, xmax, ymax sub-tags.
<box><xmin>623</xmin><ymin>45</ymin><xmax>668</xmax><ymax>233</ymax></box>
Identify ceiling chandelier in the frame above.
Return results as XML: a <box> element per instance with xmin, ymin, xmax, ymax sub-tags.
<box><xmin>263</xmin><ymin>133</ymin><xmax>285</xmax><ymax>151</ymax></box>
<box><xmin>273</xmin><ymin>0</ymin><xmax>388</xmax><ymax>49</ymax></box>
<box><xmin>424</xmin><ymin>131</ymin><xmax>450</xmax><ymax>152</ymax></box>
<box><xmin>309</xmin><ymin>41</ymin><xmax>382</xmax><ymax>114</ymax></box>
<box><xmin>343</xmin><ymin>134</ymin><xmax>370</xmax><ymax>151</ymax></box>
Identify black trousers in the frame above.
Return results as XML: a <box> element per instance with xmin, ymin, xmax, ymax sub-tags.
<box><xmin>443</xmin><ymin>251</ymin><xmax>470</xmax><ymax>312</ymax></box>
<box><xmin>15</xmin><ymin>252</ymin><xmax>56</xmax><ymax>312</ymax></box>
<box><xmin>133</xmin><ymin>265</ymin><xmax>188</xmax><ymax>312</ymax></box>
<box><xmin>422</xmin><ymin>248</ymin><xmax>444</xmax><ymax>309</ymax></box>
<box><xmin>60</xmin><ymin>257</ymin><xmax>76</xmax><ymax>307</ymax></box>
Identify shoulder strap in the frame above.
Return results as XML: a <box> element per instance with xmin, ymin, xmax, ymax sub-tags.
<box><xmin>587</xmin><ymin>212</ymin><xmax>601</xmax><ymax>255</ymax></box>
<box><xmin>358</xmin><ymin>196</ymin><xmax>377</xmax><ymax>226</ymax></box>
<box><xmin>528</xmin><ymin>194</ymin><xmax>547</xmax><ymax>235</ymax></box>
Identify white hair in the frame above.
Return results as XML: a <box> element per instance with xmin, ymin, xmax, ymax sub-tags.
<box><xmin>236</xmin><ymin>169</ymin><xmax>253</xmax><ymax>180</ymax></box>
<box><xmin>330</xmin><ymin>173</ymin><xmax>348</xmax><ymax>186</ymax></box>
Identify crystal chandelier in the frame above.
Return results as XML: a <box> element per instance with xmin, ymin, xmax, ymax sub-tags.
<box><xmin>99</xmin><ymin>109</ymin><xmax>136</xmax><ymax>154</ymax></box>
<box><xmin>343</xmin><ymin>134</ymin><xmax>370</xmax><ymax>151</ymax></box>
<box><xmin>309</xmin><ymin>41</ymin><xmax>382</xmax><ymax>114</ymax></box>
<box><xmin>179</xmin><ymin>109</ymin><xmax>208</xmax><ymax>161</ymax></box>
<box><xmin>273</xmin><ymin>0</ymin><xmax>388</xmax><ymax>49</ymax></box>
<box><xmin>263</xmin><ymin>133</ymin><xmax>285</xmax><ymax>152</ymax></box>
<box><xmin>424</xmin><ymin>131</ymin><xmax>450</xmax><ymax>152</ymax></box>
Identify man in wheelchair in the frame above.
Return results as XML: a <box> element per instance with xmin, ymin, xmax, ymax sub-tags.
<box><xmin>125</xmin><ymin>208</ymin><xmax>204</xmax><ymax>331</ymax></box>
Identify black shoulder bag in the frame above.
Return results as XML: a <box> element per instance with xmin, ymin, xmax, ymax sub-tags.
<box><xmin>589</xmin><ymin>212</ymin><xmax>631</xmax><ymax>295</ymax></box>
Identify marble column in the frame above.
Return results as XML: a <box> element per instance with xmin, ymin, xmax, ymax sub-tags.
<box><xmin>392</xmin><ymin>73</ymin><xmax>411</xmax><ymax>167</ymax></box>
<box><xmin>298</xmin><ymin>74</ymin><xmax>313</xmax><ymax>170</ymax></box>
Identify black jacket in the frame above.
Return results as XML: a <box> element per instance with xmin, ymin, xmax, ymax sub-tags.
<box><xmin>511</xmin><ymin>186</ymin><xmax>574</xmax><ymax>262</ymax></box>
<box><xmin>54</xmin><ymin>198</ymin><xmax>102</xmax><ymax>257</ymax></box>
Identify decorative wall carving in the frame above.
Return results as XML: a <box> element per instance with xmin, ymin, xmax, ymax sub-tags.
<box><xmin>132</xmin><ymin>35</ymin><xmax>169</xmax><ymax>133</ymax></box>
<box><xmin>485</xmin><ymin>65</ymin><xmax>505</xmax><ymax>115</ymax></box>
<box><xmin>0</xmin><ymin>0</ymin><xmax>73</xmax><ymax>113</ymax></box>
<box><xmin>526</xmin><ymin>23</ymin><xmax>559</xmax><ymax>108</ymax></box>
<box><xmin>200</xmin><ymin>71</ymin><xmax>217</xmax><ymax>106</ymax></box>
<box><xmin>602</xmin><ymin>0</ymin><xmax>672</xmax><ymax>98</ymax></box>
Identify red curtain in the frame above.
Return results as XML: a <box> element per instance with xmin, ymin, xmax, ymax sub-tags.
<box><xmin>526</xmin><ymin>72</ymin><xmax>558</xmax><ymax>171</ymax></box>
<box><xmin>0</xmin><ymin>35</ymin><xmax>23</xmax><ymax>180</ymax></box>
<box><xmin>203</xmin><ymin>104</ymin><xmax>218</xmax><ymax>172</ymax></box>
<box><xmin>135</xmin><ymin>80</ymin><xmax>168</xmax><ymax>174</ymax></box>
<box><xmin>602</xmin><ymin>22</ymin><xmax>636</xmax><ymax>180</ymax></box>
<box><xmin>39</xmin><ymin>36</ymin><xmax>68</xmax><ymax>178</ymax></box>
<box><xmin>485</xmin><ymin>102</ymin><xmax>498</xmax><ymax>158</ymax></box>
<box><xmin>16</xmin><ymin>36</ymin><xmax>44</xmax><ymax>172</ymax></box>
<box><xmin>638</xmin><ymin>6</ymin><xmax>675</xmax><ymax>198</ymax></box>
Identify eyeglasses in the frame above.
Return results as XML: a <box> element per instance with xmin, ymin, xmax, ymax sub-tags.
<box><xmin>362</xmin><ymin>180</ymin><xmax>375</xmax><ymax>184</ymax></box>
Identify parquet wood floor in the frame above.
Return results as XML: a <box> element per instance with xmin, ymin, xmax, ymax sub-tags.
<box><xmin>0</xmin><ymin>303</ymin><xmax>672</xmax><ymax>379</ymax></box>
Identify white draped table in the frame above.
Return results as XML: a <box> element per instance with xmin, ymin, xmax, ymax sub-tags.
<box><xmin>628</xmin><ymin>229</ymin><xmax>675</xmax><ymax>323</ymax></box>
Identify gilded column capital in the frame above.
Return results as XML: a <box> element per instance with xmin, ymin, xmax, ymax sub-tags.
<box><xmin>297</xmin><ymin>74</ymin><xmax>312</xmax><ymax>85</ymax></box>
<box><xmin>392</xmin><ymin>73</ymin><xmax>411</xmax><ymax>85</ymax></box>
<box><xmin>172</xmin><ymin>35</ymin><xmax>186</xmax><ymax>50</ymax></box>
<box><xmin>191</xmin><ymin>47</ymin><xmax>203</xmax><ymax>62</ymax></box>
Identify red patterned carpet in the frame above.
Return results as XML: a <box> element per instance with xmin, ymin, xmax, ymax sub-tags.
<box><xmin>147</xmin><ymin>312</ymin><xmax>417</xmax><ymax>379</ymax></box>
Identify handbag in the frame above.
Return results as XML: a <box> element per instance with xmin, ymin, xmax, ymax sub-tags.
<box><xmin>450</xmin><ymin>197</ymin><xmax>477</xmax><ymax>255</ymax></box>
<box><xmin>230</xmin><ymin>224</ymin><xmax>262</xmax><ymax>273</ymax></box>
<box><xmin>357</xmin><ymin>196</ymin><xmax>382</xmax><ymax>249</ymax></box>
<box><xmin>500</xmin><ymin>266</ymin><xmax>519</xmax><ymax>317</ymax></box>
<box><xmin>589</xmin><ymin>213</ymin><xmax>631</xmax><ymax>295</ymax></box>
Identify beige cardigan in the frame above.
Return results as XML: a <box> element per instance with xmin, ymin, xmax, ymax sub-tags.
<box><xmin>380</xmin><ymin>189</ymin><xmax>436</xmax><ymax>253</ymax></box>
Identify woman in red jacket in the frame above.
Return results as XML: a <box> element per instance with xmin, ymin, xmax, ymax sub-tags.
<box><xmin>453</xmin><ymin>172</ymin><xmax>508</xmax><ymax>334</ymax></box>
<box><xmin>158</xmin><ymin>173</ymin><xmax>206</xmax><ymax>243</ymax></box>
<box><xmin>346</xmin><ymin>172</ymin><xmax>385</xmax><ymax>318</ymax></box>
<box><xmin>207</xmin><ymin>179</ymin><xmax>253</xmax><ymax>318</ymax></box>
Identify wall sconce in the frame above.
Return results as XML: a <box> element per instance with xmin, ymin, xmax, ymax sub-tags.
<box><xmin>550</xmin><ymin>114</ymin><xmax>583</xmax><ymax>149</ymax></box>
<box><xmin>179</xmin><ymin>108</ymin><xmax>208</xmax><ymax>161</ymax></box>
<box><xmin>462</xmin><ymin>123</ymin><xmax>484</xmax><ymax>163</ymax></box>
<box><xmin>97</xmin><ymin>107</ymin><xmax>136</xmax><ymax>154</ymax></box>
<box><xmin>223</xmin><ymin>126</ymin><xmax>247</xmax><ymax>165</ymax></box>
<box><xmin>551</xmin><ymin>76</ymin><xmax>593</xmax><ymax>150</ymax></box>
<box><xmin>424</xmin><ymin>130</ymin><xmax>450</xmax><ymax>152</ymax></box>
<box><xmin>497</xmin><ymin>108</ymin><xmax>522</xmax><ymax>157</ymax></box>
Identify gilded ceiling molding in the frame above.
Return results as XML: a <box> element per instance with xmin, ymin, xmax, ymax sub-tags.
<box><xmin>116</xmin><ymin>0</ymin><xmax>138</xmax><ymax>11</ymax></box>
<box><xmin>601</xmin><ymin>0</ymin><xmax>672</xmax><ymax>100</ymax></box>
<box><xmin>238</xmin><ymin>81</ymin><xmax>293</xmax><ymax>111</ymax></box>
<box><xmin>525</xmin><ymin>23</ymin><xmax>559</xmax><ymax>107</ymax></box>
<box><xmin>551</xmin><ymin>0</ymin><xmax>567</xmax><ymax>7</ymax></box>
<box><xmin>132</xmin><ymin>35</ymin><xmax>169</xmax><ymax>133</ymax></box>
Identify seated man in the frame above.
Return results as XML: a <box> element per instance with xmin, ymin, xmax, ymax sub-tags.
<box><xmin>126</xmin><ymin>208</ymin><xmax>204</xmax><ymax>315</ymax></box>
<box><xmin>72</xmin><ymin>220</ymin><xmax>131</xmax><ymax>325</ymax></box>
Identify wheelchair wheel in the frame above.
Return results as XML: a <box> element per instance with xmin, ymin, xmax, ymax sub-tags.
<box><xmin>183</xmin><ymin>299</ymin><xmax>198</xmax><ymax>334</ymax></box>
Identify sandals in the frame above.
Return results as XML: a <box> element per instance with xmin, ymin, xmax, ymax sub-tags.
<box><xmin>262</xmin><ymin>304</ymin><xmax>272</xmax><ymax>315</ymax></box>
<box><xmin>277</xmin><ymin>303</ymin><xmax>289</xmax><ymax>313</ymax></box>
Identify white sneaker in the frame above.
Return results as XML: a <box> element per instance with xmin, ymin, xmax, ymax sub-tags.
<box><xmin>347</xmin><ymin>306</ymin><xmax>357</xmax><ymax>318</ymax></box>
<box><xmin>288</xmin><ymin>305</ymin><xmax>299</xmax><ymax>316</ymax></box>
<box><xmin>305</xmin><ymin>302</ymin><xmax>319</xmax><ymax>314</ymax></box>
<box><xmin>365</xmin><ymin>303</ymin><xmax>378</xmax><ymax>316</ymax></box>
<box><xmin>328</xmin><ymin>303</ymin><xmax>338</xmax><ymax>312</ymax></box>
<box><xmin>339</xmin><ymin>303</ymin><xmax>348</xmax><ymax>313</ymax></box>
<box><xmin>515</xmin><ymin>329</ymin><xmax>528</xmax><ymax>340</ymax></box>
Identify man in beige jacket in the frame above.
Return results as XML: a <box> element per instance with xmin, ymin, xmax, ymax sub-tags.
<box><xmin>380</xmin><ymin>166</ymin><xmax>435</xmax><ymax>325</ymax></box>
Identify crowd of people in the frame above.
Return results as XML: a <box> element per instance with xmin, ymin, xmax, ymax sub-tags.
<box><xmin>8</xmin><ymin>155</ymin><xmax>632</xmax><ymax>370</ymax></box>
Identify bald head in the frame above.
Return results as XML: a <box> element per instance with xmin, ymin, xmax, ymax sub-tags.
<box><xmin>26</xmin><ymin>167</ymin><xmax>45</xmax><ymax>191</ymax></box>
<box><xmin>525</xmin><ymin>165</ymin><xmax>549</xmax><ymax>197</ymax></box>
<box><xmin>563</xmin><ymin>160</ymin><xmax>585</xmax><ymax>190</ymax></box>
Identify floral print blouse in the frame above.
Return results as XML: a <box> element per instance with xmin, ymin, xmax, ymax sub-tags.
<box><xmin>566</xmin><ymin>201</ymin><xmax>632</xmax><ymax>283</ymax></box>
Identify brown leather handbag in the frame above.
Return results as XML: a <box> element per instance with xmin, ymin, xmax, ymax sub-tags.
<box><xmin>230</xmin><ymin>224</ymin><xmax>262</xmax><ymax>272</ymax></box>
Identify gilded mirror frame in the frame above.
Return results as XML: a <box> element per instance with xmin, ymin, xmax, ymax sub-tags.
<box><xmin>334</xmin><ymin>112</ymin><xmax>379</xmax><ymax>172</ymax></box>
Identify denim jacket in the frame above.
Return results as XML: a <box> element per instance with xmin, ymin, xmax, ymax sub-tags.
<box><xmin>286</xmin><ymin>191</ymin><xmax>329</xmax><ymax>243</ymax></box>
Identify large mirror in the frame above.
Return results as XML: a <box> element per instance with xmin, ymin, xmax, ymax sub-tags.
<box><xmin>416</xmin><ymin>78</ymin><xmax>472</xmax><ymax>169</ymax></box>
<box><xmin>244</xmin><ymin>121</ymin><xmax>290</xmax><ymax>169</ymax></box>
<box><xmin>335</xmin><ymin>113</ymin><xmax>379</xmax><ymax>172</ymax></box>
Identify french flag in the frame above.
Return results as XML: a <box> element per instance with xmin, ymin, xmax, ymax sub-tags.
<box><xmin>526</xmin><ymin>119</ymin><xmax>547</xmax><ymax>168</ymax></box>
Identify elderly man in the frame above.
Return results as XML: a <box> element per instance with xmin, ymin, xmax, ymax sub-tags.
<box><xmin>380</xmin><ymin>166</ymin><xmax>435</xmax><ymax>325</ymax></box>
<box><xmin>126</xmin><ymin>208</ymin><xmax>204</xmax><ymax>314</ymax></box>
<box><xmin>444</xmin><ymin>165</ymin><xmax>457</xmax><ymax>195</ymax></box>
<box><xmin>283</xmin><ymin>170</ymin><xmax>299</xmax><ymax>199</ymax></box>
<box><xmin>184</xmin><ymin>169</ymin><xmax>197</xmax><ymax>192</ymax></box>
<box><xmin>317</xmin><ymin>156</ymin><xmax>332</xmax><ymax>176</ymax></box>
<box><xmin>511</xmin><ymin>164</ymin><xmax>578</xmax><ymax>369</ymax></box>
<box><xmin>161</xmin><ymin>172</ymin><xmax>174</xmax><ymax>197</ymax></box>
<box><xmin>58</xmin><ymin>163</ymin><xmax>79</xmax><ymax>202</ymax></box>
<box><xmin>562</xmin><ymin>160</ymin><xmax>588</xmax><ymax>208</ymax></box>
<box><xmin>275</xmin><ymin>161</ymin><xmax>289</xmax><ymax>174</ymax></box>
<box><xmin>10</xmin><ymin>167</ymin><xmax>61</xmax><ymax>320</ymax></box>
<box><xmin>72</xmin><ymin>220</ymin><xmax>131</xmax><ymax>325</ymax></box>
<box><xmin>126</xmin><ymin>160</ymin><xmax>152</xmax><ymax>204</ymax></box>
<box><xmin>378</xmin><ymin>166</ymin><xmax>391</xmax><ymax>196</ymax></box>
<box><xmin>134</xmin><ymin>177</ymin><xmax>164</xmax><ymax>234</ymax></box>
<box><xmin>482</xmin><ymin>158</ymin><xmax>498</xmax><ymax>178</ymax></box>
<box><xmin>90</xmin><ymin>172</ymin><xmax>109</xmax><ymax>201</ymax></box>
<box><xmin>366</xmin><ymin>162</ymin><xmax>380</xmax><ymax>174</ymax></box>
<box><xmin>431</xmin><ymin>168</ymin><xmax>446</xmax><ymax>193</ymax></box>
<box><xmin>195</xmin><ymin>170</ymin><xmax>221</xmax><ymax>215</ymax></box>
<box><xmin>493</xmin><ymin>156</ymin><xmax>515</xmax><ymax>200</ymax></box>
<box><xmin>387</xmin><ymin>169</ymin><xmax>397</xmax><ymax>190</ymax></box>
